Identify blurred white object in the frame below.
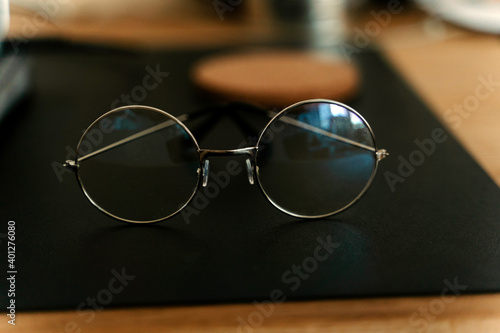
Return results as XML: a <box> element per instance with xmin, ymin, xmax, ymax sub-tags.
<box><xmin>0</xmin><ymin>0</ymin><xmax>9</xmax><ymax>40</ymax></box>
<box><xmin>309</xmin><ymin>0</ymin><xmax>346</xmax><ymax>48</ymax></box>
<box><xmin>258</xmin><ymin>0</ymin><xmax>347</xmax><ymax>49</ymax></box>
<box><xmin>0</xmin><ymin>0</ymin><xmax>31</xmax><ymax>122</ymax></box>
<box><xmin>417</xmin><ymin>0</ymin><xmax>500</xmax><ymax>34</ymax></box>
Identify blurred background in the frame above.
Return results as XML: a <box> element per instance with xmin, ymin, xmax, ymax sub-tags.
<box><xmin>5</xmin><ymin>0</ymin><xmax>500</xmax><ymax>49</ymax></box>
<box><xmin>1</xmin><ymin>1</ymin><xmax>500</xmax><ymax>332</ymax></box>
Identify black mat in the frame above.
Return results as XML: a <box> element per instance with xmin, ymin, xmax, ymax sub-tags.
<box><xmin>0</xmin><ymin>42</ymin><xmax>499</xmax><ymax>311</ymax></box>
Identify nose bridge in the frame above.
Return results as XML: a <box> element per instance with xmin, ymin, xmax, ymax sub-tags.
<box><xmin>198</xmin><ymin>147</ymin><xmax>257</xmax><ymax>160</ymax></box>
<box><xmin>198</xmin><ymin>147</ymin><xmax>257</xmax><ymax>187</ymax></box>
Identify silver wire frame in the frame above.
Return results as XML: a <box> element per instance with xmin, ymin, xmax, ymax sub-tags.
<box><xmin>64</xmin><ymin>99</ymin><xmax>388</xmax><ymax>223</ymax></box>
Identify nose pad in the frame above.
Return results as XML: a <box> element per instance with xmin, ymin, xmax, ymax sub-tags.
<box><xmin>245</xmin><ymin>158</ymin><xmax>255</xmax><ymax>185</ymax></box>
<box><xmin>202</xmin><ymin>159</ymin><xmax>210</xmax><ymax>187</ymax></box>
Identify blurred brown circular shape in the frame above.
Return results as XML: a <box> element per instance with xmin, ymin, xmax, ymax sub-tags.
<box><xmin>191</xmin><ymin>50</ymin><xmax>360</xmax><ymax>107</ymax></box>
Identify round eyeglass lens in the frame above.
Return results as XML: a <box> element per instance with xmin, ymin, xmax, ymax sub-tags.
<box><xmin>76</xmin><ymin>106</ymin><xmax>200</xmax><ymax>222</ymax></box>
<box><xmin>256</xmin><ymin>101</ymin><xmax>377</xmax><ymax>218</ymax></box>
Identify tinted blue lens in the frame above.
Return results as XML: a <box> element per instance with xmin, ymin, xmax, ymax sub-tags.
<box><xmin>76</xmin><ymin>107</ymin><xmax>200</xmax><ymax>222</ymax></box>
<box><xmin>256</xmin><ymin>101</ymin><xmax>377</xmax><ymax>217</ymax></box>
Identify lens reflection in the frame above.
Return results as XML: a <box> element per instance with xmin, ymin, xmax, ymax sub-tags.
<box><xmin>76</xmin><ymin>107</ymin><xmax>200</xmax><ymax>222</ymax></box>
<box><xmin>256</xmin><ymin>101</ymin><xmax>377</xmax><ymax>217</ymax></box>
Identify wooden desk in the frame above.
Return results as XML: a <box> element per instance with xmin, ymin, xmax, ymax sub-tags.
<box><xmin>3</xmin><ymin>6</ymin><xmax>500</xmax><ymax>333</ymax></box>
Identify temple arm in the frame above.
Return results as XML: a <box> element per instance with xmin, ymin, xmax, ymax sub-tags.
<box><xmin>65</xmin><ymin>105</ymin><xmax>388</xmax><ymax>169</ymax></box>
<box><xmin>265</xmin><ymin>110</ymin><xmax>376</xmax><ymax>152</ymax></box>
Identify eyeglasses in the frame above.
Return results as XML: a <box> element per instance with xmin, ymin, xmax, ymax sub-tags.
<box><xmin>64</xmin><ymin>99</ymin><xmax>388</xmax><ymax>223</ymax></box>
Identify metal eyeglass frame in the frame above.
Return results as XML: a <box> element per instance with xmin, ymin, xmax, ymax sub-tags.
<box><xmin>64</xmin><ymin>99</ymin><xmax>389</xmax><ymax>223</ymax></box>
